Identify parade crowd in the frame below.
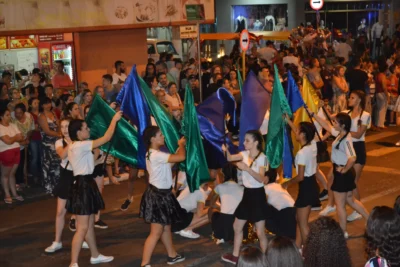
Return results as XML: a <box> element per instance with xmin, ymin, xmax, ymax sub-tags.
<box><xmin>1</xmin><ymin>23</ymin><xmax>400</xmax><ymax>267</ymax></box>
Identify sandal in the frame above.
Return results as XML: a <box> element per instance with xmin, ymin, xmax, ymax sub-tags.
<box><xmin>13</xmin><ymin>195</ymin><xmax>24</xmax><ymax>202</ymax></box>
<box><xmin>4</xmin><ymin>197</ymin><xmax>12</xmax><ymax>204</ymax></box>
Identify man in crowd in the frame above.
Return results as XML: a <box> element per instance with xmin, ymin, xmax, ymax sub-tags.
<box><xmin>1</xmin><ymin>71</ymin><xmax>12</xmax><ymax>89</ymax></box>
<box><xmin>259</xmin><ymin>41</ymin><xmax>277</xmax><ymax>65</ymax></box>
<box><xmin>169</xmin><ymin>59</ymin><xmax>183</xmax><ymax>89</ymax></box>
<box><xmin>188</xmin><ymin>74</ymin><xmax>201</xmax><ymax>104</ymax></box>
<box><xmin>102</xmin><ymin>74</ymin><xmax>119</xmax><ymax>104</ymax></box>
<box><xmin>51</xmin><ymin>60</ymin><xmax>74</xmax><ymax>90</ymax></box>
<box><xmin>156</xmin><ymin>62</ymin><xmax>175</xmax><ymax>83</ymax></box>
<box><xmin>156</xmin><ymin>72</ymin><xmax>169</xmax><ymax>91</ymax></box>
<box><xmin>333</xmin><ymin>38</ymin><xmax>352</xmax><ymax>64</ymax></box>
<box><xmin>346</xmin><ymin>58</ymin><xmax>368</xmax><ymax>92</ymax></box>
<box><xmin>112</xmin><ymin>60</ymin><xmax>127</xmax><ymax>90</ymax></box>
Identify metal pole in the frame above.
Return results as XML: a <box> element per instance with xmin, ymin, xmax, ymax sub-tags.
<box><xmin>242</xmin><ymin>50</ymin><xmax>246</xmax><ymax>80</ymax></box>
<box><xmin>197</xmin><ymin>22</ymin><xmax>202</xmax><ymax>102</ymax></box>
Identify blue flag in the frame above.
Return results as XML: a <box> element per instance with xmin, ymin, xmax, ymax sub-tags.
<box><xmin>116</xmin><ymin>65</ymin><xmax>150</xmax><ymax>169</ymax></box>
<box><xmin>239</xmin><ymin>71</ymin><xmax>270</xmax><ymax>151</ymax></box>
<box><xmin>196</xmin><ymin>88</ymin><xmax>238</xmax><ymax>169</ymax></box>
<box><xmin>282</xmin><ymin>126</ymin><xmax>293</xmax><ymax>179</ymax></box>
<box><xmin>286</xmin><ymin>71</ymin><xmax>305</xmax><ymax>113</ymax></box>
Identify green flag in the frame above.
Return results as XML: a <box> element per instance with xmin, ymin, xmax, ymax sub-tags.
<box><xmin>265</xmin><ymin>65</ymin><xmax>292</xmax><ymax>168</ymax></box>
<box><xmin>86</xmin><ymin>94</ymin><xmax>139</xmax><ymax>166</ymax></box>
<box><xmin>182</xmin><ymin>85</ymin><xmax>210</xmax><ymax>192</ymax></box>
<box><xmin>138</xmin><ymin>77</ymin><xmax>184</xmax><ymax>165</ymax></box>
<box><xmin>236</xmin><ymin>63</ymin><xmax>243</xmax><ymax>95</ymax></box>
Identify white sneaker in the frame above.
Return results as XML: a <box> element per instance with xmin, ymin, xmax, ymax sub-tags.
<box><xmin>82</xmin><ymin>241</ymin><xmax>89</xmax><ymax>249</ymax></box>
<box><xmin>347</xmin><ymin>211</ymin><xmax>362</xmax><ymax>222</ymax></box>
<box><xmin>179</xmin><ymin>230</ymin><xmax>200</xmax><ymax>239</ymax></box>
<box><xmin>90</xmin><ymin>254</ymin><xmax>114</xmax><ymax>264</ymax></box>
<box><xmin>45</xmin><ymin>241</ymin><xmax>62</xmax><ymax>253</ymax></box>
<box><xmin>216</xmin><ymin>238</ymin><xmax>225</xmax><ymax>245</ymax></box>
<box><xmin>344</xmin><ymin>231</ymin><xmax>349</xmax><ymax>239</ymax></box>
<box><xmin>319</xmin><ymin>205</ymin><xmax>336</xmax><ymax>216</ymax></box>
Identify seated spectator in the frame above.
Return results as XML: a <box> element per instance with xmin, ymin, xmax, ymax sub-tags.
<box><xmin>165</xmin><ymin>82</ymin><xmax>183</xmax><ymax>121</ymax></box>
<box><xmin>303</xmin><ymin>217</ymin><xmax>351</xmax><ymax>267</ymax></box>
<box><xmin>171</xmin><ymin>182</ymin><xmax>211</xmax><ymax>239</ymax></box>
<box><xmin>237</xmin><ymin>246</ymin><xmax>266</xmax><ymax>267</ymax></box>
<box><xmin>266</xmin><ymin>236</ymin><xmax>303</xmax><ymax>267</ymax></box>
<box><xmin>365</xmin><ymin>206</ymin><xmax>400</xmax><ymax>267</ymax></box>
<box><xmin>209</xmin><ymin>163</ymin><xmax>244</xmax><ymax>244</ymax></box>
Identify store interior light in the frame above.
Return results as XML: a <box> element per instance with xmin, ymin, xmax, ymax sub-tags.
<box><xmin>218</xmin><ymin>42</ymin><xmax>225</xmax><ymax>58</ymax></box>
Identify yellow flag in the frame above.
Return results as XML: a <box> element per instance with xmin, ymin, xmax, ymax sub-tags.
<box><xmin>292</xmin><ymin>76</ymin><xmax>320</xmax><ymax>154</ymax></box>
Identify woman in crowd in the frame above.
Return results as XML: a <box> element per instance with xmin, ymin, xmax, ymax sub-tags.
<box><xmin>13</xmin><ymin>103</ymin><xmax>34</xmax><ymax>188</ymax></box>
<box><xmin>265</xmin><ymin>236</ymin><xmax>303</xmax><ymax>267</ymax></box>
<box><xmin>221</xmin><ymin>130</ymin><xmax>268</xmax><ymax>265</ymax></box>
<box><xmin>140</xmin><ymin>126</ymin><xmax>186</xmax><ymax>267</ymax></box>
<box><xmin>209</xmin><ymin>163</ymin><xmax>244</xmax><ymax>244</ymax></box>
<box><xmin>38</xmin><ymin>97</ymin><xmax>61</xmax><ymax>194</ymax></box>
<box><xmin>310</xmin><ymin>110</ymin><xmax>369</xmax><ymax>237</ymax></box>
<box><xmin>94</xmin><ymin>86</ymin><xmax>105</xmax><ymax>100</ymax></box>
<box><xmin>45</xmin><ymin>118</ymin><xmax>88</xmax><ymax>253</ymax></box>
<box><xmin>229</xmin><ymin>69</ymin><xmax>240</xmax><ymax>91</ymax></box>
<box><xmin>374</xmin><ymin>62</ymin><xmax>389</xmax><ymax>130</ymax></box>
<box><xmin>79</xmin><ymin>89</ymin><xmax>93</xmax><ymax>119</ymax></box>
<box><xmin>283</xmin><ymin>118</ymin><xmax>320</xmax><ymax>248</ymax></box>
<box><xmin>387</xmin><ymin>64</ymin><xmax>399</xmax><ymax>126</ymax></box>
<box><xmin>0</xmin><ymin>108</ymin><xmax>24</xmax><ymax>204</ymax></box>
<box><xmin>0</xmin><ymin>83</ymin><xmax>9</xmax><ymax>110</ymax></box>
<box><xmin>165</xmin><ymin>82</ymin><xmax>183</xmax><ymax>121</ymax></box>
<box><xmin>365</xmin><ymin>206</ymin><xmax>400</xmax><ymax>267</ymax></box>
<box><xmin>7</xmin><ymin>88</ymin><xmax>24</xmax><ymax>113</ymax></box>
<box><xmin>332</xmin><ymin>66</ymin><xmax>349</xmax><ymax>113</ymax></box>
<box><xmin>237</xmin><ymin>246</ymin><xmax>266</xmax><ymax>267</ymax></box>
<box><xmin>303</xmin><ymin>217</ymin><xmax>352</xmax><ymax>267</ymax></box>
<box><xmin>28</xmin><ymin>98</ymin><xmax>43</xmax><ymax>185</ymax></box>
<box><xmin>143</xmin><ymin>63</ymin><xmax>156</xmax><ymax>80</ymax></box>
<box><xmin>66</xmin><ymin>112</ymin><xmax>122</xmax><ymax>267</ymax></box>
<box><xmin>63</xmin><ymin>102</ymin><xmax>82</xmax><ymax>120</ymax></box>
<box><xmin>345</xmin><ymin>90</ymin><xmax>371</xmax><ymax>222</ymax></box>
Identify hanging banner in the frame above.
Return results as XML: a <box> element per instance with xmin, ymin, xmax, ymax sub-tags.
<box><xmin>0</xmin><ymin>0</ymin><xmax>215</xmax><ymax>34</ymax></box>
<box><xmin>0</xmin><ymin>37</ymin><xmax>7</xmax><ymax>49</ymax></box>
<box><xmin>10</xmin><ymin>35</ymin><xmax>37</xmax><ymax>49</ymax></box>
<box><xmin>38</xmin><ymin>34</ymin><xmax>64</xmax><ymax>42</ymax></box>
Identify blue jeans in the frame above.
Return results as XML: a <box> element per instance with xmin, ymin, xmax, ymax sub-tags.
<box><xmin>29</xmin><ymin>140</ymin><xmax>42</xmax><ymax>179</ymax></box>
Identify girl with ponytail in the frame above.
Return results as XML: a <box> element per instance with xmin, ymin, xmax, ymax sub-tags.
<box><xmin>344</xmin><ymin>90</ymin><xmax>371</xmax><ymax>222</ymax></box>
<box><xmin>283</xmin><ymin>116</ymin><xmax>320</xmax><ymax>248</ymax></box>
<box><xmin>308</xmin><ymin>108</ymin><xmax>369</xmax><ymax>238</ymax></box>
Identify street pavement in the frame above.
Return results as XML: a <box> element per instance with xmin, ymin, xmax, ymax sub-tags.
<box><xmin>1</xmin><ymin>128</ymin><xmax>400</xmax><ymax>267</ymax></box>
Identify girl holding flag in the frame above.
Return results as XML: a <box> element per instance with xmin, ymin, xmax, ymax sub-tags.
<box><xmin>307</xmin><ymin>109</ymin><xmax>369</xmax><ymax>237</ymax></box>
<box><xmin>221</xmin><ymin>130</ymin><xmax>269</xmax><ymax>265</ymax></box>
<box><xmin>282</xmin><ymin>116</ymin><xmax>320</xmax><ymax>248</ymax></box>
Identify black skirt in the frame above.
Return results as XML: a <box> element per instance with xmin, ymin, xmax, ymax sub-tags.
<box><xmin>53</xmin><ymin>167</ymin><xmax>74</xmax><ymax>200</ymax></box>
<box><xmin>353</xmin><ymin>141</ymin><xmax>366</xmax><ymax>165</ymax></box>
<box><xmin>171</xmin><ymin>208</ymin><xmax>193</xmax><ymax>232</ymax></box>
<box><xmin>265</xmin><ymin>205</ymin><xmax>297</xmax><ymax>240</ymax></box>
<box><xmin>66</xmin><ymin>174</ymin><xmax>105</xmax><ymax>215</ymax></box>
<box><xmin>234</xmin><ymin>187</ymin><xmax>267</xmax><ymax>223</ymax></box>
<box><xmin>139</xmin><ymin>184</ymin><xmax>182</xmax><ymax>225</ymax></box>
<box><xmin>295</xmin><ymin>174</ymin><xmax>321</xmax><ymax>208</ymax></box>
<box><xmin>92</xmin><ymin>164</ymin><xmax>105</xmax><ymax>178</ymax></box>
<box><xmin>211</xmin><ymin>212</ymin><xmax>235</xmax><ymax>241</ymax></box>
<box><xmin>331</xmin><ymin>164</ymin><xmax>356</xmax><ymax>193</ymax></box>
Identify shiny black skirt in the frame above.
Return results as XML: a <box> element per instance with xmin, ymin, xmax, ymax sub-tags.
<box><xmin>66</xmin><ymin>174</ymin><xmax>105</xmax><ymax>215</ymax></box>
<box><xmin>234</xmin><ymin>187</ymin><xmax>268</xmax><ymax>222</ymax></box>
<box><xmin>53</xmin><ymin>167</ymin><xmax>74</xmax><ymax>200</ymax></box>
<box><xmin>140</xmin><ymin>184</ymin><xmax>182</xmax><ymax>225</ymax></box>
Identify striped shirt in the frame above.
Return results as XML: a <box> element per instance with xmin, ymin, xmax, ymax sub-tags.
<box><xmin>331</xmin><ymin>133</ymin><xmax>356</xmax><ymax>166</ymax></box>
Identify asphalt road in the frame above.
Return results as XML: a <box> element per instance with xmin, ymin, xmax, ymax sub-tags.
<box><xmin>1</xmin><ymin>128</ymin><xmax>400</xmax><ymax>267</ymax></box>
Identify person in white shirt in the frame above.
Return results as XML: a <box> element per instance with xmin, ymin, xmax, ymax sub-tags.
<box><xmin>45</xmin><ymin>118</ymin><xmax>89</xmax><ymax>253</ymax></box>
<box><xmin>140</xmin><ymin>126</ymin><xmax>186</xmax><ymax>266</ymax></box>
<box><xmin>209</xmin><ymin>163</ymin><xmax>244</xmax><ymax>244</ymax></box>
<box><xmin>172</xmin><ymin>182</ymin><xmax>211</xmax><ymax>239</ymax></box>
<box><xmin>221</xmin><ymin>130</ymin><xmax>268</xmax><ymax>265</ymax></box>
<box><xmin>258</xmin><ymin>41</ymin><xmax>277</xmax><ymax>65</ymax></box>
<box><xmin>169</xmin><ymin>60</ymin><xmax>183</xmax><ymax>90</ymax></box>
<box><xmin>65</xmin><ymin>112</ymin><xmax>122</xmax><ymax>267</ymax></box>
<box><xmin>283</xmin><ymin>48</ymin><xmax>303</xmax><ymax>77</ymax></box>
<box><xmin>344</xmin><ymin>90</ymin><xmax>371</xmax><ymax>222</ymax></box>
<box><xmin>112</xmin><ymin>60</ymin><xmax>127</xmax><ymax>90</ymax></box>
<box><xmin>264</xmin><ymin>168</ymin><xmax>296</xmax><ymax>240</ymax></box>
<box><xmin>333</xmin><ymin>39</ymin><xmax>352</xmax><ymax>63</ymax></box>
<box><xmin>310</xmin><ymin>110</ymin><xmax>369</xmax><ymax>238</ymax></box>
<box><xmin>283</xmin><ymin>118</ymin><xmax>320</xmax><ymax>248</ymax></box>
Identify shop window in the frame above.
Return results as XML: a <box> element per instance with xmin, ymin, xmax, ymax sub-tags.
<box><xmin>156</xmin><ymin>42</ymin><xmax>178</xmax><ymax>55</ymax></box>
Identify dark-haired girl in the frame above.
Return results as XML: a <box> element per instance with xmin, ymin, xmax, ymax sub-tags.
<box><xmin>140</xmin><ymin>126</ymin><xmax>186</xmax><ymax>267</ymax></box>
<box><xmin>283</xmin><ymin>118</ymin><xmax>320</xmax><ymax>248</ymax></box>
<box><xmin>63</xmin><ymin>102</ymin><xmax>82</xmax><ymax>120</ymax></box>
<box><xmin>365</xmin><ymin>206</ymin><xmax>400</xmax><ymax>267</ymax></box>
<box><xmin>45</xmin><ymin>119</ymin><xmax>88</xmax><ymax>253</ymax></box>
<box><xmin>310</xmin><ymin>109</ymin><xmax>369</xmax><ymax>237</ymax></box>
<box><xmin>38</xmin><ymin>97</ymin><xmax>61</xmax><ymax>194</ymax></box>
<box><xmin>221</xmin><ymin>130</ymin><xmax>268</xmax><ymax>265</ymax></box>
<box><xmin>66</xmin><ymin>112</ymin><xmax>122</xmax><ymax>267</ymax></box>
<box><xmin>209</xmin><ymin>163</ymin><xmax>244</xmax><ymax>244</ymax></box>
<box><xmin>344</xmin><ymin>90</ymin><xmax>371</xmax><ymax>222</ymax></box>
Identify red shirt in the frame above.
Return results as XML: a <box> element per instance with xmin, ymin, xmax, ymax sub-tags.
<box><xmin>51</xmin><ymin>73</ymin><xmax>73</xmax><ymax>89</ymax></box>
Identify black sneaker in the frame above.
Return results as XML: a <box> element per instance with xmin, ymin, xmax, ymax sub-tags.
<box><xmin>319</xmin><ymin>189</ymin><xmax>328</xmax><ymax>201</ymax></box>
<box><xmin>167</xmin><ymin>254</ymin><xmax>185</xmax><ymax>265</ymax></box>
<box><xmin>69</xmin><ymin>218</ymin><xmax>76</xmax><ymax>232</ymax></box>
<box><xmin>94</xmin><ymin>220</ymin><xmax>108</xmax><ymax>229</ymax></box>
<box><xmin>120</xmin><ymin>199</ymin><xmax>132</xmax><ymax>211</ymax></box>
